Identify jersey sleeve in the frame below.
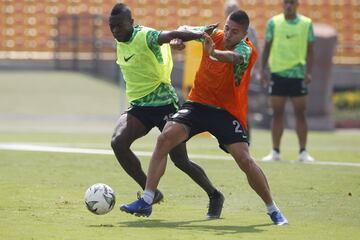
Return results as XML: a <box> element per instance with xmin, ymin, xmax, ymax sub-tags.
<box><xmin>146</xmin><ymin>29</ymin><xmax>161</xmax><ymax>48</ymax></box>
<box><xmin>146</xmin><ymin>30</ymin><xmax>164</xmax><ymax>64</ymax></box>
<box><xmin>233</xmin><ymin>41</ymin><xmax>252</xmax><ymax>85</ymax></box>
<box><xmin>234</xmin><ymin>42</ymin><xmax>251</xmax><ymax>67</ymax></box>
<box><xmin>308</xmin><ymin>22</ymin><xmax>315</xmax><ymax>43</ymax></box>
<box><xmin>265</xmin><ymin>18</ymin><xmax>275</xmax><ymax>42</ymax></box>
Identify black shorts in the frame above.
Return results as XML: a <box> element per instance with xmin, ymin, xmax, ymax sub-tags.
<box><xmin>126</xmin><ymin>103</ymin><xmax>178</xmax><ymax>131</ymax></box>
<box><xmin>169</xmin><ymin>102</ymin><xmax>249</xmax><ymax>152</ymax></box>
<box><xmin>269</xmin><ymin>73</ymin><xmax>308</xmax><ymax>97</ymax></box>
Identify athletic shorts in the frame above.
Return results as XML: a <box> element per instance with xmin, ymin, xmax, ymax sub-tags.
<box><xmin>169</xmin><ymin>102</ymin><xmax>249</xmax><ymax>153</ymax></box>
<box><xmin>269</xmin><ymin>73</ymin><xmax>308</xmax><ymax>97</ymax></box>
<box><xmin>126</xmin><ymin>103</ymin><xmax>178</xmax><ymax>131</ymax></box>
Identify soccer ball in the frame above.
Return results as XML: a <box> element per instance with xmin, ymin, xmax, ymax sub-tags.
<box><xmin>84</xmin><ymin>183</ymin><xmax>116</xmax><ymax>215</ymax></box>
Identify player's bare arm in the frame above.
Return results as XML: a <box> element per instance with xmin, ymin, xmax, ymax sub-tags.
<box><xmin>169</xmin><ymin>23</ymin><xmax>219</xmax><ymax>50</ymax></box>
<box><xmin>260</xmin><ymin>40</ymin><xmax>272</xmax><ymax>87</ymax></box>
<box><xmin>203</xmin><ymin>33</ymin><xmax>244</xmax><ymax>64</ymax></box>
<box><xmin>158</xmin><ymin>29</ymin><xmax>205</xmax><ymax>45</ymax></box>
<box><xmin>305</xmin><ymin>41</ymin><xmax>314</xmax><ymax>84</ymax></box>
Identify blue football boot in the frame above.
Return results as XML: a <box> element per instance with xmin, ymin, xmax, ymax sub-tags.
<box><xmin>268</xmin><ymin>211</ymin><xmax>288</xmax><ymax>225</ymax></box>
<box><xmin>120</xmin><ymin>198</ymin><xmax>152</xmax><ymax>217</ymax></box>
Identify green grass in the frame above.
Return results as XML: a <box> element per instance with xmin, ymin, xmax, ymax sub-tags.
<box><xmin>0</xmin><ymin>70</ymin><xmax>121</xmax><ymax>115</ymax></box>
<box><xmin>0</xmin><ymin>70</ymin><xmax>359</xmax><ymax>239</ymax></box>
<box><xmin>0</xmin><ymin>130</ymin><xmax>359</xmax><ymax>240</ymax></box>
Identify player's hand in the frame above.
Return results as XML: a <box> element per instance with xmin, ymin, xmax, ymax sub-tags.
<box><xmin>170</xmin><ymin>38</ymin><xmax>186</xmax><ymax>50</ymax></box>
<box><xmin>177</xmin><ymin>25</ymin><xmax>189</xmax><ymax>31</ymax></box>
<box><xmin>203</xmin><ymin>33</ymin><xmax>215</xmax><ymax>56</ymax></box>
<box><xmin>304</xmin><ymin>73</ymin><xmax>312</xmax><ymax>84</ymax></box>
<box><xmin>260</xmin><ymin>70</ymin><xmax>268</xmax><ymax>88</ymax></box>
<box><xmin>204</xmin><ymin>23</ymin><xmax>219</xmax><ymax>35</ymax></box>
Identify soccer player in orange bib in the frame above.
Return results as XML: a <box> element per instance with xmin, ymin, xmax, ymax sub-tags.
<box><xmin>121</xmin><ymin>10</ymin><xmax>288</xmax><ymax>225</ymax></box>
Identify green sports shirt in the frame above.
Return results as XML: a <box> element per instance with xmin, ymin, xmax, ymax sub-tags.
<box><xmin>117</xmin><ymin>25</ymin><xmax>178</xmax><ymax>107</ymax></box>
<box><xmin>265</xmin><ymin>14</ymin><xmax>315</xmax><ymax>78</ymax></box>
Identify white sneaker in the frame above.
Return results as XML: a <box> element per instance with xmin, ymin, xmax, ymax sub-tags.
<box><xmin>299</xmin><ymin>151</ymin><xmax>315</xmax><ymax>162</ymax></box>
<box><xmin>262</xmin><ymin>150</ymin><xmax>281</xmax><ymax>161</ymax></box>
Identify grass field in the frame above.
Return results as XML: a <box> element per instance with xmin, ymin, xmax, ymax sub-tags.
<box><xmin>0</xmin><ymin>71</ymin><xmax>359</xmax><ymax>240</ymax></box>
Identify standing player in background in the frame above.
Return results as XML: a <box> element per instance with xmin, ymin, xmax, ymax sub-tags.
<box><xmin>109</xmin><ymin>3</ymin><xmax>224</xmax><ymax>219</ymax></box>
<box><xmin>121</xmin><ymin>10</ymin><xmax>288</xmax><ymax>226</ymax></box>
<box><xmin>261</xmin><ymin>0</ymin><xmax>315</xmax><ymax>162</ymax></box>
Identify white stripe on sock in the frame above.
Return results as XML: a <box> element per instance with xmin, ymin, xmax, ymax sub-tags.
<box><xmin>142</xmin><ymin>189</ymin><xmax>155</xmax><ymax>205</ymax></box>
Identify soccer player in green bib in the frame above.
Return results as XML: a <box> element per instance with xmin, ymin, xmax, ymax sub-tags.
<box><xmin>109</xmin><ymin>3</ymin><xmax>224</xmax><ymax>219</ymax></box>
<box><xmin>260</xmin><ymin>0</ymin><xmax>315</xmax><ymax>162</ymax></box>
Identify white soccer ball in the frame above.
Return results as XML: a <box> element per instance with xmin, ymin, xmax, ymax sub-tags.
<box><xmin>84</xmin><ymin>183</ymin><xmax>116</xmax><ymax>215</ymax></box>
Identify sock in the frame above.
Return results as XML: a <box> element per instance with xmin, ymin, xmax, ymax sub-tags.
<box><xmin>299</xmin><ymin>148</ymin><xmax>306</xmax><ymax>153</ymax></box>
<box><xmin>266</xmin><ymin>201</ymin><xmax>279</xmax><ymax>214</ymax></box>
<box><xmin>273</xmin><ymin>148</ymin><xmax>280</xmax><ymax>153</ymax></box>
<box><xmin>142</xmin><ymin>189</ymin><xmax>155</xmax><ymax>205</ymax></box>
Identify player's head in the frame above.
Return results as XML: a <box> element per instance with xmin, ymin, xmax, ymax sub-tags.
<box><xmin>224</xmin><ymin>10</ymin><xmax>249</xmax><ymax>48</ymax></box>
<box><xmin>283</xmin><ymin>0</ymin><xmax>299</xmax><ymax>16</ymax></box>
<box><xmin>109</xmin><ymin>3</ymin><xmax>134</xmax><ymax>42</ymax></box>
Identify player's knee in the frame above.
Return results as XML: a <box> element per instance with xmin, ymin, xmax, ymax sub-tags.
<box><xmin>111</xmin><ymin>133</ymin><xmax>130</xmax><ymax>151</ymax></box>
<box><xmin>171</xmin><ymin>154</ymin><xmax>190</xmax><ymax>170</ymax></box>
<box><xmin>236</xmin><ymin>155</ymin><xmax>256</xmax><ymax>172</ymax></box>
<box><xmin>168</xmin><ymin>144</ymin><xmax>191</xmax><ymax>170</ymax></box>
<box><xmin>156</xmin><ymin>132</ymin><xmax>174</xmax><ymax>150</ymax></box>
<box><xmin>273</xmin><ymin>109</ymin><xmax>284</xmax><ymax>117</ymax></box>
<box><xmin>294</xmin><ymin>111</ymin><xmax>306</xmax><ymax>120</ymax></box>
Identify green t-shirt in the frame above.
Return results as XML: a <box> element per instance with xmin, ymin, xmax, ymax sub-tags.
<box><xmin>122</xmin><ymin>26</ymin><xmax>178</xmax><ymax>107</ymax></box>
<box><xmin>265</xmin><ymin>15</ymin><xmax>315</xmax><ymax>78</ymax></box>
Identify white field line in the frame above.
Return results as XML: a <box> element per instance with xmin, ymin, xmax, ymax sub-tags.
<box><xmin>0</xmin><ymin>143</ymin><xmax>360</xmax><ymax>168</ymax></box>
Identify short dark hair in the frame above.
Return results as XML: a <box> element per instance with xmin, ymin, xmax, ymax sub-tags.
<box><xmin>229</xmin><ymin>10</ymin><xmax>250</xmax><ymax>30</ymax></box>
<box><xmin>110</xmin><ymin>3</ymin><xmax>132</xmax><ymax>18</ymax></box>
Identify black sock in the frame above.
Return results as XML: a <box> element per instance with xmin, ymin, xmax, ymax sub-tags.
<box><xmin>299</xmin><ymin>148</ymin><xmax>306</xmax><ymax>153</ymax></box>
<box><xmin>273</xmin><ymin>148</ymin><xmax>280</xmax><ymax>153</ymax></box>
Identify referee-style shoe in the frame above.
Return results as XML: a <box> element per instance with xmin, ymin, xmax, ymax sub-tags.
<box><xmin>120</xmin><ymin>198</ymin><xmax>152</xmax><ymax>217</ymax></box>
<box><xmin>207</xmin><ymin>191</ymin><xmax>224</xmax><ymax>219</ymax></box>
<box><xmin>268</xmin><ymin>211</ymin><xmax>288</xmax><ymax>225</ymax></box>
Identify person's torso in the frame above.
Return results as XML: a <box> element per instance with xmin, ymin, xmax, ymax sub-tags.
<box><xmin>188</xmin><ymin>30</ymin><xmax>257</xmax><ymax>128</ymax></box>
<box><xmin>116</xmin><ymin>26</ymin><xmax>173</xmax><ymax>103</ymax></box>
<box><xmin>269</xmin><ymin>14</ymin><xmax>312</xmax><ymax>76</ymax></box>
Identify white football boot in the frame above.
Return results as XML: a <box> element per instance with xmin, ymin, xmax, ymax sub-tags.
<box><xmin>299</xmin><ymin>150</ymin><xmax>315</xmax><ymax>162</ymax></box>
<box><xmin>262</xmin><ymin>150</ymin><xmax>281</xmax><ymax>161</ymax></box>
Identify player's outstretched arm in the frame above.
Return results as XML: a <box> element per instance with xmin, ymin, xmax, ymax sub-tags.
<box><xmin>203</xmin><ymin>33</ymin><xmax>243</xmax><ymax>64</ymax></box>
<box><xmin>158</xmin><ymin>23</ymin><xmax>219</xmax><ymax>45</ymax></box>
<box><xmin>158</xmin><ymin>29</ymin><xmax>203</xmax><ymax>45</ymax></box>
<box><xmin>169</xmin><ymin>23</ymin><xmax>219</xmax><ymax>51</ymax></box>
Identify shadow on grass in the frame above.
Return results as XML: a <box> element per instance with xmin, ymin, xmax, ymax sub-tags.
<box><xmin>87</xmin><ymin>224</ymin><xmax>116</xmax><ymax>227</ymax></box>
<box><xmin>114</xmin><ymin>219</ymin><xmax>272</xmax><ymax>235</ymax></box>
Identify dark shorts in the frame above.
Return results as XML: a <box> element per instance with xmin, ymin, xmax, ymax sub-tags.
<box><xmin>269</xmin><ymin>73</ymin><xmax>308</xmax><ymax>97</ymax></box>
<box><xmin>169</xmin><ymin>102</ymin><xmax>249</xmax><ymax>153</ymax></box>
<box><xmin>126</xmin><ymin>103</ymin><xmax>178</xmax><ymax>131</ymax></box>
